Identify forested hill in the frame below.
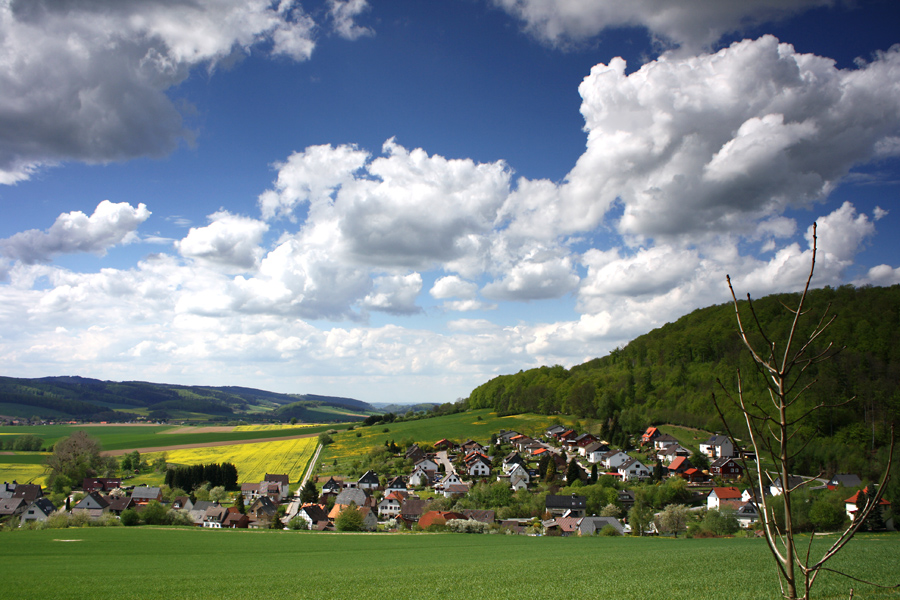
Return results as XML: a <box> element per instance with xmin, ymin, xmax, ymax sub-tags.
<box><xmin>467</xmin><ymin>284</ymin><xmax>899</xmax><ymax>476</ymax></box>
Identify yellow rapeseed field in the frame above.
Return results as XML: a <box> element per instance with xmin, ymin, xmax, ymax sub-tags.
<box><xmin>143</xmin><ymin>437</ymin><xmax>318</xmax><ymax>484</ymax></box>
<box><xmin>232</xmin><ymin>424</ymin><xmax>316</xmax><ymax>432</ymax></box>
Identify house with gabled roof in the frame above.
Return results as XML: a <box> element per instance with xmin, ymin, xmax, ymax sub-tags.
<box><xmin>584</xmin><ymin>442</ymin><xmax>610</xmax><ymax>464</ymax></box>
<box><xmin>579</xmin><ymin>516</ymin><xmax>624</xmax><ymax>536</ymax></box>
<box><xmin>408</xmin><ymin>466</ymin><xmax>434</xmax><ymax>488</ymax></box>
<box><xmin>503</xmin><ymin>451</ymin><xmax>525</xmax><ymax>470</ymax></box>
<box><xmin>11</xmin><ymin>484</ymin><xmax>42</xmax><ymax>503</ymax></box>
<box><xmin>658</xmin><ymin>443</ymin><xmax>692</xmax><ymax>464</ymax></box>
<box><xmin>461</xmin><ymin>509</ymin><xmax>495</xmax><ymax>524</ymax></box>
<box><xmin>405</xmin><ymin>444</ymin><xmax>425</xmax><ymax>463</ymax></box>
<box><xmin>845</xmin><ymin>489</ymin><xmax>892</xmax><ymax>527</ymax></box>
<box><xmin>544</xmin><ymin>425</ymin><xmax>567</xmax><ymax>439</ymax></box>
<box><xmin>547</xmin><ymin>516</ymin><xmax>581</xmax><ymax>536</ymax></box>
<box><xmin>106</xmin><ymin>495</ymin><xmax>135</xmax><ymax>516</ymax></box>
<box><xmin>418</xmin><ymin>510</ymin><xmax>466</xmax><ymax>529</ymax></box>
<box><xmin>442</xmin><ymin>483</ymin><xmax>470</xmax><ymax>498</ymax></box>
<box><xmin>618</xmin><ymin>458</ymin><xmax>650</xmax><ymax>482</ymax></box>
<box><xmin>700</xmin><ymin>434</ymin><xmax>735</xmax><ymax>458</ymax></box>
<box><xmin>223</xmin><ymin>508</ymin><xmax>250</xmax><ymax>529</ymax></box>
<box><xmin>378</xmin><ymin>491</ymin><xmax>407</xmax><ymax>518</ymax></box>
<box><xmin>21</xmin><ymin>498</ymin><xmax>56</xmax><ymax>523</ymax></box>
<box><xmin>641</xmin><ymin>426</ymin><xmax>661</xmax><ymax>445</ymax></box>
<box><xmin>708</xmin><ymin>487</ymin><xmax>742</xmax><ymax>510</ymax></box>
<box><xmin>461</xmin><ymin>440</ymin><xmax>485</xmax><ymax>454</ymax></box>
<box><xmin>321</xmin><ymin>476</ymin><xmax>342</xmax><ymax>494</ymax></box>
<box><xmin>434</xmin><ymin>439</ymin><xmax>453</xmax><ymax>450</ymax></box>
<box><xmin>83</xmin><ymin>477</ymin><xmax>122</xmax><ymax>494</ymax></box>
<box><xmin>264</xmin><ymin>473</ymin><xmax>291</xmax><ymax>498</ymax></box>
<box><xmin>435</xmin><ymin>472</ymin><xmax>462</xmax><ymax>490</ymax></box>
<box><xmin>735</xmin><ymin>502</ymin><xmax>760</xmax><ymax>528</ymax></box>
<box><xmin>357</xmin><ymin>470</ymin><xmax>380</xmax><ymax>491</ymax></box>
<box><xmin>545</xmin><ymin>494</ymin><xmax>586</xmax><ymax>518</ymax></box>
<box><xmin>203</xmin><ymin>505</ymin><xmax>228</xmax><ymax>528</ymax></box>
<box><xmin>601</xmin><ymin>450</ymin><xmax>631</xmax><ymax>470</ymax></box>
<box><xmin>497</xmin><ymin>430</ymin><xmax>521</xmax><ymax>444</ymax></box>
<box><xmin>72</xmin><ymin>491</ymin><xmax>110</xmax><ymax>519</ymax></box>
<box><xmin>415</xmin><ymin>457</ymin><xmax>438</xmax><ymax>472</ymax></box>
<box><xmin>0</xmin><ymin>497</ymin><xmax>26</xmax><ymax>520</ymax></box>
<box><xmin>770</xmin><ymin>476</ymin><xmax>805</xmax><ymax>496</ymax></box>
<box><xmin>667</xmin><ymin>456</ymin><xmax>694</xmax><ymax>476</ymax></box>
<box><xmin>710</xmin><ymin>457</ymin><xmax>743</xmax><ymax>479</ymax></box>
<box><xmin>249</xmin><ymin>496</ymin><xmax>278</xmax><ymax>525</ymax></box>
<box><xmin>385</xmin><ymin>476</ymin><xmax>407</xmax><ymax>494</ymax></box>
<box><xmin>653</xmin><ymin>433</ymin><xmax>679</xmax><ymax>450</ymax></box>
<box><xmin>827</xmin><ymin>474</ymin><xmax>862</xmax><ymax>489</ymax></box>
<box><xmin>297</xmin><ymin>504</ymin><xmax>330</xmax><ymax>530</ymax></box>
<box><xmin>333</xmin><ymin>488</ymin><xmax>369</xmax><ymax>510</ymax></box>
<box><xmin>400</xmin><ymin>497</ymin><xmax>430</xmax><ymax>524</ymax></box>
<box><xmin>131</xmin><ymin>486</ymin><xmax>162</xmax><ymax>505</ymax></box>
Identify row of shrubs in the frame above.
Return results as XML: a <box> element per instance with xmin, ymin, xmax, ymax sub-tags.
<box><xmin>2</xmin><ymin>501</ymin><xmax>197</xmax><ymax>531</ymax></box>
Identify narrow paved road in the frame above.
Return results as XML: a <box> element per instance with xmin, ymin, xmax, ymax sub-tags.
<box><xmin>283</xmin><ymin>442</ymin><xmax>323</xmax><ymax>523</ymax></box>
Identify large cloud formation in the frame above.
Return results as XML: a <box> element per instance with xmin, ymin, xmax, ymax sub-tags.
<box><xmin>0</xmin><ymin>0</ymin><xmax>372</xmax><ymax>184</ymax></box>
<box><xmin>1</xmin><ymin>33</ymin><xmax>899</xmax><ymax>402</ymax></box>
<box><xmin>490</xmin><ymin>0</ymin><xmax>834</xmax><ymax>50</ymax></box>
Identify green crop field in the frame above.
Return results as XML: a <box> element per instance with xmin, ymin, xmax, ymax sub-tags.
<box><xmin>0</xmin><ymin>528</ymin><xmax>897</xmax><ymax>599</ymax></box>
<box><xmin>0</xmin><ymin>423</ymin><xmax>342</xmax><ymax>452</ymax></box>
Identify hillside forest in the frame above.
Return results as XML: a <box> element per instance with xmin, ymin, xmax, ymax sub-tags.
<box><xmin>467</xmin><ymin>284</ymin><xmax>900</xmax><ymax>481</ymax></box>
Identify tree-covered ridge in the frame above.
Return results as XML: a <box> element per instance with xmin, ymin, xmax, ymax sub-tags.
<box><xmin>467</xmin><ymin>284</ymin><xmax>899</xmax><ymax>477</ymax></box>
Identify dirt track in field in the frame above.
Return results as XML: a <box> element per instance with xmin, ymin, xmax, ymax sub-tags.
<box><xmin>100</xmin><ymin>432</ymin><xmax>319</xmax><ymax>456</ymax></box>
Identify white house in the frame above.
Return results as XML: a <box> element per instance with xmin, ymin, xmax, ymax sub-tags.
<box><xmin>467</xmin><ymin>457</ymin><xmax>492</xmax><ymax>477</ymax></box>
<box><xmin>700</xmin><ymin>435</ymin><xmax>735</xmax><ymax>458</ymax></box>
<box><xmin>408</xmin><ymin>466</ymin><xmax>433</xmax><ymax>488</ymax></box>
<box><xmin>415</xmin><ymin>458</ymin><xmax>439</xmax><ymax>472</ymax></box>
<box><xmin>708</xmin><ymin>486</ymin><xmax>742</xmax><ymax>510</ymax></box>
<box><xmin>601</xmin><ymin>450</ymin><xmax>631</xmax><ymax>470</ymax></box>
<box><xmin>618</xmin><ymin>458</ymin><xmax>650</xmax><ymax>482</ymax></box>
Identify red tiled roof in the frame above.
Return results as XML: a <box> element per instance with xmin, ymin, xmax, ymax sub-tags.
<box><xmin>711</xmin><ymin>486</ymin><xmax>741</xmax><ymax>499</ymax></box>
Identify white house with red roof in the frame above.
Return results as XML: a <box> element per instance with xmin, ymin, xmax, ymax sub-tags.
<box><xmin>708</xmin><ymin>486</ymin><xmax>742</xmax><ymax>510</ymax></box>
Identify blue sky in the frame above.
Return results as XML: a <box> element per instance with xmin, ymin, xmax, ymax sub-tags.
<box><xmin>1</xmin><ymin>0</ymin><xmax>899</xmax><ymax>405</ymax></box>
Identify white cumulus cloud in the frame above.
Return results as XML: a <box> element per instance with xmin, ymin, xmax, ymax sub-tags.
<box><xmin>0</xmin><ymin>200</ymin><xmax>150</xmax><ymax>264</ymax></box>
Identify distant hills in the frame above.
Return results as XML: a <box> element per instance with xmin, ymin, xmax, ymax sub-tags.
<box><xmin>0</xmin><ymin>376</ymin><xmax>377</xmax><ymax>423</ymax></box>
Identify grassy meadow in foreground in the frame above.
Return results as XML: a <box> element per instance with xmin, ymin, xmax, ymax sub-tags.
<box><xmin>1</xmin><ymin>527</ymin><xmax>898</xmax><ymax>600</ymax></box>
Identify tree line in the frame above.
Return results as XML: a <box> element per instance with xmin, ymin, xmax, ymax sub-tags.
<box><xmin>164</xmin><ymin>463</ymin><xmax>239</xmax><ymax>491</ymax></box>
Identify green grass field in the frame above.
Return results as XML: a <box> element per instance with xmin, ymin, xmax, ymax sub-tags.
<box><xmin>1</xmin><ymin>527</ymin><xmax>897</xmax><ymax>599</ymax></box>
<box><xmin>0</xmin><ymin>422</ymin><xmax>341</xmax><ymax>452</ymax></box>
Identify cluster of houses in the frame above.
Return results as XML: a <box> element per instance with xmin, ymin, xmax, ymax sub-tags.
<box><xmin>2</xmin><ymin>423</ymin><xmax>892</xmax><ymax>534</ymax></box>
<box><xmin>0</xmin><ymin>474</ymin><xmax>296</xmax><ymax>529</ymax></box>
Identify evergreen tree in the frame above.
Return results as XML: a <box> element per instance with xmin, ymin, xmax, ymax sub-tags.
<box><xmin>590</xmin><ymin>463</ymin><xmax>598</xmax><ymax>484</ymax></box>
<box><xmin>234</xmin><ymin>493</ymin><xmax>245</xmax><ymax>514</ymax></box>
<box><xmin>566</xmin><ymin>459</ymin><xmax>581</xmax><ymax>483</ymax></box>
<box><xmin>300</xmin><ymin>480</ymin><xmax>319</xmax><ymax>504</ymax></box>
<box><xmin>544</xmin><ymin>458</ymin><xmax>557</xmax><ymax>483</ymax></box>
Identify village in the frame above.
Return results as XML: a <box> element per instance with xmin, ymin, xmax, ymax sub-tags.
<box><xmin>1</xmin><ymin>424</ymin><xmax>890</xmax><ymax>536</ymax></box>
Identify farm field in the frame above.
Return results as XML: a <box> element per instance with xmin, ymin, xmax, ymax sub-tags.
<box><xmin>0</xmin><ymin>422</ymin><xmax>340</xmax><ymax>453</ymax></box>
<box><xmin>0</xmin><ymin>452</ymin><xmax>48</xmax><ymax>485</ymax></box>
<box><xmin>142</xmin><ymin>437</ymin><xmax>319</xmax><ymax>484</ymax></box>
<box><xmin>320</xmin><ymin>409</ymin><xmax>574</xmax><ymax>476</ymax></box>
<box><xmin>1</xmin><ymin>527</ymin><xmax>898</xmax><ymax>600</ymax></box>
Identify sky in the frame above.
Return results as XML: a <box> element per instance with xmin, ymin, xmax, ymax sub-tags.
<box><xmin>1</xmin><ymin>0</ymin><xmax>899</xmax><ymax>406</ymax></box>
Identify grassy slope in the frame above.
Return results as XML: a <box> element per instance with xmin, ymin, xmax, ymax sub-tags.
<box><xmin>319</xmin><ymin>409</ymin><xmax>575</xmax><ymax>477</ymax></box>
<box><xmin>1</xmin><ymin>527</ymin><xmax>898</xmax><ymax>600</ymax></box>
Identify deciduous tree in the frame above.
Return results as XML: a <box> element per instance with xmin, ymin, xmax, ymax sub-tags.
<box><xmin>712</xmin><ymin>226</ymin><xmax>896</xmax><ymax>599</ymax></box>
